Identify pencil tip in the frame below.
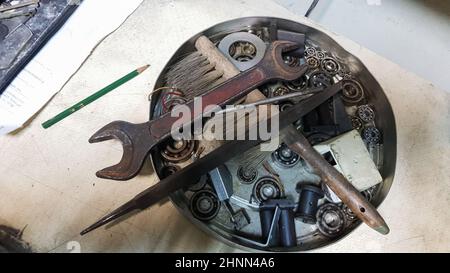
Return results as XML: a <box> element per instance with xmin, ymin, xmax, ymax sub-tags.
<box><xmin>137</xmin><ymin>64</ymin><xmax>150</xmax><ymax>73</ymax></box>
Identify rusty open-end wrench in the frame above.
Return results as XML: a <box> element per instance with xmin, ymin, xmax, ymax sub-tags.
<box><xmin>89</xmin><ymin>41</ymin><xmax>308</xmax><ymax>180</ymax></box>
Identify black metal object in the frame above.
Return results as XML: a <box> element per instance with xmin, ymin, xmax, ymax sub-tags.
<box><xmin>279</xmin><ymin>206</ymin><xmax>296</xmax><ymax>247</ymax></box>
<box><xmin>260</xmin><ymin>199</ymin><xmax>297</xmax><ymax>248</ymax></box>
<box><xmin>295</xmin><ymin>184</ymin><xmax>323</xmax><ymax>224</ymax></box>
<box><xmin>260</xmin><ymin>205</ymin><xmax>277</xmax><ymax>245</ymax></box>
<box><xmin>305</xmin><ymin>0</ymin><xmax>320</xmax><ymax>17</ymax></box>
<box><xmin>303</xmin><ymin>94</ymin><xmax>352</xmax><ymax>145</ymax></box>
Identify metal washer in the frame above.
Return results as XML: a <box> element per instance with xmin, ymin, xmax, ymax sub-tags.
<box><xmin>218</xmin><ymin>32</ymin><xmax>267</xmax><ymax>71</ymax></box>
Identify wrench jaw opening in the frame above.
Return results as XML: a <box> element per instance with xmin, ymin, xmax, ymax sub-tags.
<box><xmin>89</xmin><ymin>121</ymin><xmax>155</xmax><ymax>181</ymax></box>
<box><xmin>267</xmin><ymin>41</ymin><xmax>308</xmax><ymax>82</ymax></box>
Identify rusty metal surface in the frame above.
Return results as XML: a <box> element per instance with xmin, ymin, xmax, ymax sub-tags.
<box><xmin>89</xmin><ymin>41</ymin><xmax>308</xmax><ymax>181</ymax></box>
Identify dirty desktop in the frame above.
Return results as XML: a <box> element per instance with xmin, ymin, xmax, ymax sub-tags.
<box><xmin>0</xmin><ymin>0</ymin><xmax>79</xmax><ymax>95</ymax></box>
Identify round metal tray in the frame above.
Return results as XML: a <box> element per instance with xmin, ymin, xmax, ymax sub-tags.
<box><xmin>149</xmin><ymin>17</ymin><xmax>396</xmax><ymax>252</ymax></box>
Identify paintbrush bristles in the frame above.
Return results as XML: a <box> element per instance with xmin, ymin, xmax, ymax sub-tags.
<box><xmin>165</xmin><ymin>52</ymin><xmax>224</xmax><ymax>99</ymax></box>
<box><xmin>191</xmin><ymin>70</ymin><xmax>224</xmax><ymax>97</ymax></box>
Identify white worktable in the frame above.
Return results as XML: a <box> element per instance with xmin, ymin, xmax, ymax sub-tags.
<box><xmin>0</xmin><ymin>0</ymin><xmax>449</xmax><ymax>253</ymax></box>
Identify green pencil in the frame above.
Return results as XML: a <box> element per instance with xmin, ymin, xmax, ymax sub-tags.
<box><xmin>42</xmin><ymin>65</ymin><xmax>150</xmax><ymax>129</ymax></box>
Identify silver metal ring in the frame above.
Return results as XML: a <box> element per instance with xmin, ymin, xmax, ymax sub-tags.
<box><xmin>218</xmin><ymin>32</ymin><xmax>267</xmax><ymax>71</ymax></box>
